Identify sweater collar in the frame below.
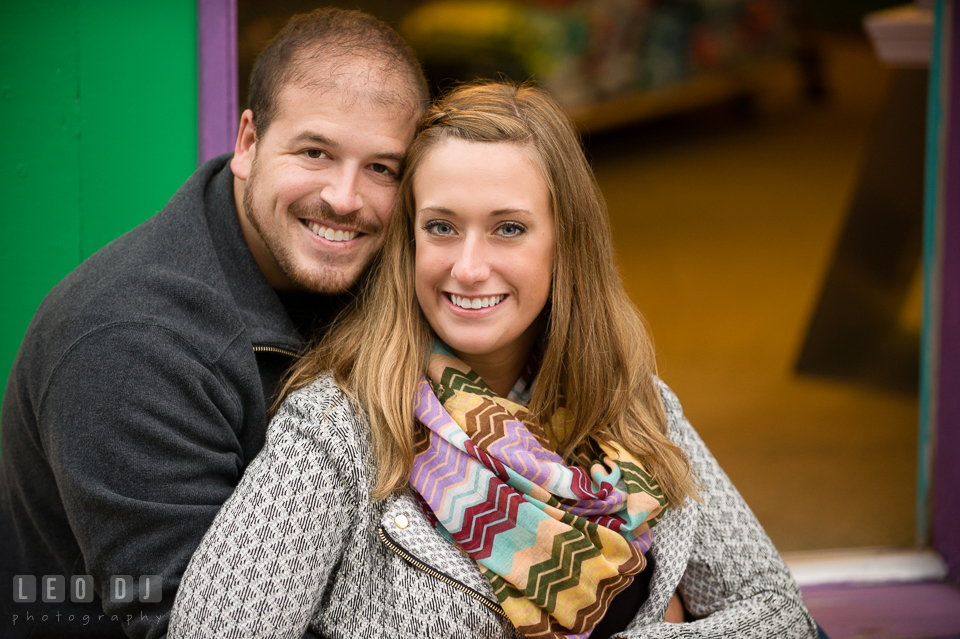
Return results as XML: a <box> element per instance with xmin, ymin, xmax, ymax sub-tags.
<box><xmin>202</xmin><ymin>154</ymin><xmax>324</xmax><ymax>353</ymax></box>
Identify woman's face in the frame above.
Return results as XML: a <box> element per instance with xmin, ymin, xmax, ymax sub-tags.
<box><xmin>414</xmin><ymin>139</ymin><xmax>555</xmax><ymax>369</ymax></box>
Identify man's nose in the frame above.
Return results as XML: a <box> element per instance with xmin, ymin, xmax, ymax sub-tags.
<box><xmin>450</xmin><ymin>236</ymin><xmax>491</xmax><ymax>284</ymax></box>
<box><xmin>320</xmin><ymin>166</ymin><xmax>363</xmax><ymax>215</ymax></box>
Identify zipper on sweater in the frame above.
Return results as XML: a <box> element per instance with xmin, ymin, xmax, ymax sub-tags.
<box><xmin>377</xmin><ymin>527</ymin><xmax>508</xmax><ymax>620</ymax></box>
<box><xmin>252</xmin><ymin>345</ymin><xmax>298</xmax><ymax>357</ymax></box>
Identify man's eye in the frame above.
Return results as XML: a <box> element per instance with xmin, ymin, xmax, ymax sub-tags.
<box><xmin>498</xmin><ymin>223</ymin><xmax>525</xmax><ymax>237</ymax></box>
<box><xmin>305</xmin><ymin>149</ymin><xmax>326</xmax><ymax>159</ymax></box>
<box><xmin>370</xmin><ymin>163</ymin><xmax>398</xmax><ymax>178</ymax></box>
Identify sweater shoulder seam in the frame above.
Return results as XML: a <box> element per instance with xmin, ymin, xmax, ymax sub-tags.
<box><xmin>37</xmin><ymin>320</ymin><xmax>245</xmax><ymax>423</ymax></box>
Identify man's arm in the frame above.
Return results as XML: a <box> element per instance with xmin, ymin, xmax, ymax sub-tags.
<box><xmin>38</xmin><ymin>323</ymin><xmax>253</xmax><ymax>639</ymax></box>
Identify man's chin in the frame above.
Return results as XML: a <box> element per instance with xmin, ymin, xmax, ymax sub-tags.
<box><xmin>287</xmin><ymin>264</ymin><xmax>364</xmax><ymax>295</ymax></box>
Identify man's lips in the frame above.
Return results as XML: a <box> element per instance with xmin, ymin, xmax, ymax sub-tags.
<box><xmin>289</xmin><ymin>198</ymin><xmax>380</xmax><ymax>240</ymax></box>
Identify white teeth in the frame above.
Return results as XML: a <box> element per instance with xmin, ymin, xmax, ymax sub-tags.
<box><xmin>451</xmin><ymin>294</ymin><xmax>505</xmax><ymax>309</ymax></box>
<box><xmin>306</xmin><ymin>221</ymin><xmax>359</xmax><ymax>242</ymax></box>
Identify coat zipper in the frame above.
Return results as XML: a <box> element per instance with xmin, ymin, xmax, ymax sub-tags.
<box><xmin>252</xmin><ymin>345</ymin><xmax>299</xmax><ymax>357</ymax></box>
<box><xmin>377</xmin><ymin>527</ymin><xmax>507</xmax><ymax>619</ymax></box>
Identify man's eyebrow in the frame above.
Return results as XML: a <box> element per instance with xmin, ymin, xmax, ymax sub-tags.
<box><xmin>291</xmin><ymin>131</ymin><xmax>339</xmax><ymax>149</ymax></box>
<box><xmin>376</xmin><ymin>151</ymin><xmax>406</xmax><ymax>164</ymax></box>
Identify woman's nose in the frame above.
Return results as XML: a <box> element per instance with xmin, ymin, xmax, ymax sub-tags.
<box><xmin>320</xmin><ymin>167</ymin><xmax>363</xmax><ymax>215</ymax></box>
<box><xmin>450</xmin><ymin>237</ymin><xmax>491</xmax><ymax>284</ymax></box>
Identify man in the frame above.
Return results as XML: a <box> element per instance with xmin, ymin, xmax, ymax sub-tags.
<box><xmin>0</xmin><ymin>9</ymin><xmax>426</xmax><ymax>638</ymax></box>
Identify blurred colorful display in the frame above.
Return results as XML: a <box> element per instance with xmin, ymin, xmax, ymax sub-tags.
<box><xmin>400</xmin><ymin>0</ymin><xmax>791</xmax><ymax>107</ymax></box>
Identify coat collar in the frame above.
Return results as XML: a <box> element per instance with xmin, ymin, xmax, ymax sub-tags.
<box><xmin>633</xmin><ymin>500</ymin><xmax>698</xmax><ymax>625</ymax></box>
<box><xmin>201</xmin><ymin>154</ymin><xmax>314</xmax><ymax>353</ymax></box>
<box><xmin>381</xmin><ymin>490</ymin><xmax>498</xmax><ymax>603</ymax></box>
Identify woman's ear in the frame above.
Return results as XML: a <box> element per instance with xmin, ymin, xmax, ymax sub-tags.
<box><xmin>231</xmin><ymin>109</ymin><xmax>257</xmax><ymax>181</ymax></box>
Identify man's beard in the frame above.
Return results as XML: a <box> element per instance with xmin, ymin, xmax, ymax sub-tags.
<box><xmin>241</xmin><ymin>161</ymin><xmax>382</xmax><ymax>294</ymax></box>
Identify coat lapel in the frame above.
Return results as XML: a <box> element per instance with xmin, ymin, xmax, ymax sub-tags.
<box><xmin>632</xmin><ymin>500</ymin><xmax>698</xmax><ymax>624</ymax></box>
<box><xmin>380</xmin><ymin>490</ymin><xmax>498</xmax><ymax>603</ymax></box>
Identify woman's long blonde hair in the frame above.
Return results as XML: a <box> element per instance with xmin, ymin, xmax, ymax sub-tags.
<box><xmin>281</xmin><ymin>81</ymin><xmax>700</xmax><ymax>506</ymax></box>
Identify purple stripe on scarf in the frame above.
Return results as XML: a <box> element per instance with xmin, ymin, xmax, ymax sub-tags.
<box><xmin>565</xmin><ymin>495</ymin><xmax>628</xmax><ymax>517</ymax></box>
<box><xmin>414</xmin><ymin>381</ymin><xmax>448</xmax><ymax>426</ymax></box>
<box><xmin>487</xmin><ymin>417</ymin><xmax>564</xmax><ymax>485</ymax></box>
<box><xmin>411</xmin><ymin>434</ymin><xmax>474</xmax><ymax>507</ymax></box>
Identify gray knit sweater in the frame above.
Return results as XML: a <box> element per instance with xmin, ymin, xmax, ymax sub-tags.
<box><xmin>168</xmin><ymin>376</ymin><xmax>817</xmax><ymax>639</ymax></box>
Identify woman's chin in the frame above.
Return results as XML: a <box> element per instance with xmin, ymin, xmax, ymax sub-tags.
<box><xmin>442</xmin><ymin>339</ymin><xmax>504</xmax><ymax>361</ymax></box>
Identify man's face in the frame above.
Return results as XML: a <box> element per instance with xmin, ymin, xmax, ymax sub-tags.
<box><xmin>231</xmin><ymin>79</ymin><xmax>418</xmax><ymax>293</ymax></box>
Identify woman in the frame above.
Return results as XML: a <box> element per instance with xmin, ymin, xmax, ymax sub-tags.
<box><xmin>169</xmin><ymin>83</ymin><xmax>817</xmax><ymax>639</ymax></box>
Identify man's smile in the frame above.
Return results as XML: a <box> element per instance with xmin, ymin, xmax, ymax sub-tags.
<box><xmin>304</xmin><ymin>220</ymin><xmax>361</xmax><ymax>242</ymax></box>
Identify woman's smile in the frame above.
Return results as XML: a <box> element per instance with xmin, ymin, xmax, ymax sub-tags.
<box><xmin>446</xmin><ymin>293</ymin><xmax>507</xmax><ymax>311</ymax></box>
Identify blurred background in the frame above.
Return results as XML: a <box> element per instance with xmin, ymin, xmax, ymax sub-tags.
<box><xmin>4</xmin><ymin>1</ymin><xmax>958</xmax><ymax>636</ymax></box>
<box><xmin>237</xmin><ymin>0</ymin><xmax>922</xmax><ymax>554</ymax></box>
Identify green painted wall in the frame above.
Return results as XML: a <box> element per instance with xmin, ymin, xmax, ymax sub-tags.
<box><xmin>0</xmin><ymin>1</ymin><xmax>198</xmax><ymax>408</ymax></box>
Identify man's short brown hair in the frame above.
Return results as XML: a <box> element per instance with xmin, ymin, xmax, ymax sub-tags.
<box><xmin>248</xmin><ymin>8</ymin><xmax>428</xmax><ymax>135</ymax></box>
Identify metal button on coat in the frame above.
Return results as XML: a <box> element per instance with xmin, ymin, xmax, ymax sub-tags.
<box><xmin>395</xmin><ymin>514</ymin><xmax>409</xmax><ymax>529</ymax></box>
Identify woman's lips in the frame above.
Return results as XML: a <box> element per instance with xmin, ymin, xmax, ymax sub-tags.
<box><xmin>444</xmin><ymin>293</ymin><xmax>508</xmax><ymax>315</ymax></box>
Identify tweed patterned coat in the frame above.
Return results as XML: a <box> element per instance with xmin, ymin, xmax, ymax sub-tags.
<box><xmin>168</xmin><ymin>375</ymin><xmax>817</xmax><ymax>639</ymax></box>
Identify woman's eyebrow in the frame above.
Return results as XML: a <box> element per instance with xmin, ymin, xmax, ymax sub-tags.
<box><xmin>418</xmin><ymin>207</ymin><xmax>532</xmax><ymax>216</ymax></box>
<box><xmin>418</xmin><ymin>206</ymin><xmax>456</xmax><ymax>216</ymax></box>
<box><xmin>490</xmin><ymin>208</ymin><xmax>532</xmax><ymax>217</ymax></box>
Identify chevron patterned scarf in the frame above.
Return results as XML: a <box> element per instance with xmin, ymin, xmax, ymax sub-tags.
<box><xmin>409</xmin><ymin>345</ymin><xmax>667</xmax><ymax>639</ymax></box>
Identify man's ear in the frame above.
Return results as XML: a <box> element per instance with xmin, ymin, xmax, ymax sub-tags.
<box><xmin>231</xmin><ymin>109</ymin><xmax>257</xmax><ymax>180</ymax></box>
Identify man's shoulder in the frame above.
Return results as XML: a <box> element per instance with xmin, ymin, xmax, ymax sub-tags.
<box><xmin>62</xmin><ymin>154</ymin><xmax>234</xmax><ymax>299</ymax></box>
<box><xmin>23</xmin><ymin>156</ymin><xmax>248</xmax><ymax>374</ymax></box>
<box><xmin>44</xmin><ymin>211</ymin><xmax>229</xmax><ymax>331</ymax></box>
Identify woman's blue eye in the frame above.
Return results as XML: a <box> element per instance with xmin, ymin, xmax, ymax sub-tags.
<box><xmin>498</xmin><ymin>223</ymin><xmax>525</xmax><ymax>237</ymax></box>
<box><xmin>425</xmin><ymin>221</ymin><xmax>454</xmax><ymax>235</ymax></box>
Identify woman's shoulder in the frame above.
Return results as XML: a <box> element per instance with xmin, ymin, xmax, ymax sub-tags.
<box><xmin>654</xmin><ymin>377</ymin><xmax>685</xmax><ymax>420</ymax></box>
<box><xmin>653</xmin><ymin>377</ymin><xmax>741</xmax><ymax>508</ymax></box>
<box><xmin>653</xmin><ymin>377</ymin><xmax>690</xmax><ymax>440</ymax></box>
<box><xmin>284</xmin><ymin>373</ymin><xmax>348</xmax><ymax>405</ymax></box>
<box><xmin>270</xmin><ymin>374</ymin><xmax>370</xmax><ymax>451</ymax></box>
<box><xmin>652</xmin><ymin>377</ymin><xmax>711</xmax><ymax>468</ymax></box>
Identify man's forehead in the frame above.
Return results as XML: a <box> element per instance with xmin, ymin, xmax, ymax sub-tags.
<box><xmin>283</xmin><ymin>57</ymin><xmax>420</xmax><ymax>117</ymax></box>
<box><xmin>267</xmin><ymin>82</ymin><xmax>417</xmax><ymax>138</ymax></box>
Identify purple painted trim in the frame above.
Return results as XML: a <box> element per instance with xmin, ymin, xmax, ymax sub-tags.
<box><xmin>801</xmin><ymin>582</ymin><xmax>960</xmax><ymax>638</ymax></box>
<box><xmin>933</xmin><ymin>0</ymin><xmax>960</xmax><ymax>584</ymax></box>
<box><xmin>197</xmin><ymin>0</ymin><xmax>238</xmax><ymax>164</ymax></box>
